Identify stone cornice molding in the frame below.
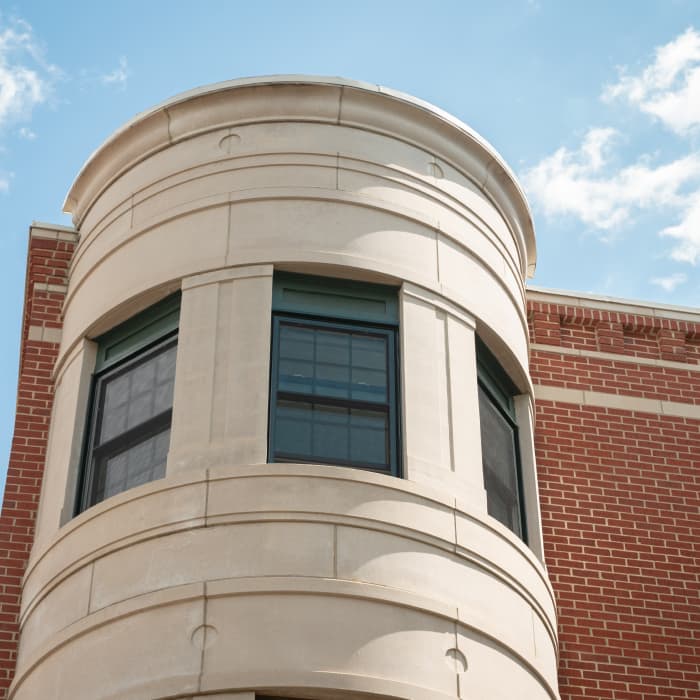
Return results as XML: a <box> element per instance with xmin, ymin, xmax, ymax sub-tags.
<box><xmin>63</xmin><ymin>75</ymin><xmax>536</xmax><ymax>279</ymax></box>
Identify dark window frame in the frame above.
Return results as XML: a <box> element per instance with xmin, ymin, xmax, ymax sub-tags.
<box><xmin>268</xmin><ymin>312</ymin><xmax>401</xmax><ymax>476</ymax></box>
<box><xmin>76</xmin><ymin>294</ymin><xmax>180</xmax><ymax>514</ymax></box>
<box><xmin>477</xmin><ymin>340</ymin><xmax>527</xmax><ymax>541</ymax></box>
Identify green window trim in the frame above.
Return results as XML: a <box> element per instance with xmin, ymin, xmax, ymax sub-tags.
<box><xmin>272</xmin><ymin>272</ymin><xmax>399</xmax><ymax>325</ymax></box>
<box><xmin>95</xmin><ymin>293</ymin><xmax>181</xmax><ymax>372</ymax></box>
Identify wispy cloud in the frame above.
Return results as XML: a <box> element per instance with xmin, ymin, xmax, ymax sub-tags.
<box><xmin>603</xmin><ymin>27</ymin><xmax>700</xmax><ymax>135</ymax></box>
<box><xmin>660</xmin><ymin>190</ymin><xmax>700</xmax><ymax>264</ymax></box>
<box><xmin>650</xmin><ymin>272</ymin><xmax>688</xmax><ymax>292</ymax></box>
<box><xmin>17</xmin><ymin>125</ymin><xmax>35</xmax><ymax>140</ymax></box>
<box><xmin>100</xmin><ymin>57</ymin><xmax>128</xmax><ymax>88</ymax></box>
<box><xmin>0</xmin><ymin>171</ymin><xmax>11</xmax><ymax>193</ymax></box>
<box><xmin>522</xmin><ymin>27</ymin><xmax>700</xmax><ymax>272</ymax></box>
<box><xmin>0</xmin><ymin>17</ymin><xmax>57</xmax><ymax>130</ymax></box>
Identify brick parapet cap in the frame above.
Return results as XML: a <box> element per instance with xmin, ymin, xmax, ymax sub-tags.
<box><xmin>527</xmin><ymin>286</ymin><xmax>700</xmax><ymax>327</ymax></box>
<box><xmin>29</xmin><ymin>222</ymin><xmax>78</xmax><ymax>242</ymax></box>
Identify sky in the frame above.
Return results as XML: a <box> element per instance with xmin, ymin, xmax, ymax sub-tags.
<box><xmin>0</xmin><ymin>0</ymin><xmax>699</xmax><ymax>491</ymax></box>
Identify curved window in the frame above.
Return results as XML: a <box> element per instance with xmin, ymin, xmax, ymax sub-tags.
<box><xmin>477</xmin><ymin>341</ymin><xmax>526</xmax><ymax>540</ymax></box>
<box><xmin>77</xmin><ymin>294</ymin><xmax>180</xmax><ymax>511</ymax></box>
<box><xmin>269</xmin><ymin>273</ymin><xmax>400</xmax><ymax>476</ymax></box>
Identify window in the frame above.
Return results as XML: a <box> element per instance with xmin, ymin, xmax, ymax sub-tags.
<box><xmin>268</xmin><ymin>273</ymin><xmax>400</xmax><ymax>476</ymax></box>
<box><xmin>477</xmin><ymin>340</ymin><xmax>526</xmax><ymax>540</ymax></box>
<box><xmin>78</xmin><ymin>294</ymin><xmax>180</xmax><ymax>511</ymax></box>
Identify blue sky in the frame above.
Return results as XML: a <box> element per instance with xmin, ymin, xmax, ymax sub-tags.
<box><xmin>1</xmin><ymin>0</ymin><xmax>699</xmax><ymax>490</ymax></box>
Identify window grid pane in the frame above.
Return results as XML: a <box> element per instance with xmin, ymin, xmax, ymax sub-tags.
<box><xmin>274</xmin><ymin>398</ymin><xmax>389</xmax><ymax>468</ymax></box>
<box><xmin>278</xmin><ymin>322</ymin><xmax>389</xmax><ymax>403</ymax></box>
<box><xmin>271</xmin><ymin>316</ymin><xmax>396</xmax><ymax>474</ymax></box>
<box><xmin>95</xmin><ymin>428</ymin><xmax>170</xmax><ymax>502</ymax></box>
<box><xmin>86</xmin><ymin>337</ymin><xmax>176</xmax><ymax>508</ymax></box>
<box><xmin>478</xmin><ymin>383</ymin><xmax>522</xmax><ymax>538</ymax></box>
<box><xmin>99</xmin><ymin>343</ymin><xmax>177</xmax><ymax>445</ymax></box>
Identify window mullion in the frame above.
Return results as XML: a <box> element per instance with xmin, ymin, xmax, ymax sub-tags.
<box><xmin>92</xmin><ymin>409</ymin><xmax>173</xmax><ymax>458</ymax></box>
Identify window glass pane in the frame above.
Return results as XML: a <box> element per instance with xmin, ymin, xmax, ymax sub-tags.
<box><xmin>478</xmin><ymin>385</ymin><xmax>521</xmax><ymax>535</ymax></box>
<box><xmin>312</xmin><ymin>404</ymin><xmax>349</xmax><ymax>461</ymax></box>
<box><xmin>349</xmin><ymin>409</ymin><xmax>388</xmax><ymax>464</ymax></box>
<box><xmin>100</xmin><ymin>402</ymin><xmax>128</xmax><ymax>443</ymax></box>
<box><xmin>94</xmin><ymin>427</ymin><xmax>170</xmax><ymax>502</ymax></box>
<box><xmin>275</xmin><ymin>400</ymin><xmax>313</xmax><ymax>457</ymax></box>
<box><xmin>351</xmin><ymin>334</ymin><xmax>386</xmax><ymax>371</ymax></box>
<box><xmin>127</xmin><ymin>391</ymin><xmax>154</xmax><ymax>429</ymax></box>
<box><xmin>274</xmin><ymin>399</ymin><xmax>389</xmax><ymax>469</ymax></box>
<box><xmin>131</xmin><ymin>357</ymin><xmax>156</xmax><ymax>393</ymax></box>
<box><xmin>351</xmin><ymin>335</ymin><xmax>387</xmax><ymax>401</ymax></box>
<box><xmin>100</xmin><ymin>375</ymin><xmax>129</xmax><ymax>442</ymax></box>
<box><xmin>278</xmin><ymin>324</ymin><xmax>315</xmax><ymax>394</ymax></box>
<box><xmin>484</xmin><ymin>467</ymin><xmax>519</xmax><ymax>534</ymax></box>
<box><xmin>279</xmin><ymin>324</ymin><xmax>314</xmax><ymax>361</ymax></box>
<box><xmin>103</xmin><ymin>373</ymin><xmax>129</xmax><ymax>411</ymax></box>
<box><xmin>99</xmin><ymin>344</ymin><xmax>176</xmax><ymax>443</ymax></box>
<box><xmin>153</xmin><ymin>345</ymin><xmax>177</xmax><ymax>414</ymax></box>
<box><xmin>316</xmin><ymin>329</ymin><xmax>350</xmax><ymax>365</ymax></box>
<box><xmin>156</xmin><ymin>345</ymin><xmax>177</xmax><ymax>383</ymax></box>
<box><xmin>278</xmin><ymin>358</ymin><xmax>314</xmax><ymax>394</ymax></box>
<box><xmin>271</xmin><ymin>313</ymin><xmax>396</xmax><ymax>475</ymax></box>
<box><xmin>315</xmin><ymin>360</ymin><xmax>350</xmax><ymax>399</ymax></box>
<box><xmin>313</xmin><ymin>328</ymin><xmax>351</xmax><ymax>399</ymax></box>
<box><xmin>350</xmin><ymin>366</ymin><xmax>387</xmax><ymax>401</ymax></box>
<box><xmin>153</xmin><ymin>382</ymin><xmax>174</xmax><ymax>415</ymax></box>
<box><xmin>278</xmin><ymin>323</ymin><xmax>389</xmax><ymax>403</ymax></box>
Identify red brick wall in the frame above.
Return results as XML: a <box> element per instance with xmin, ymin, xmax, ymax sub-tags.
<box><xmin>529</xmin><ymin>298</ymin><xmax>700</xmax><ymax>700</ymax></box>
<box><xmin>0</xmin><ymin>228</ymin><xmax>76</xmax><ymax>698</ymax></box>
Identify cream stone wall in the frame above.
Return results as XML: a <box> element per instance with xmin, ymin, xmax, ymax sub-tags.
<box><xmin>16</xmin><ymin>77</ymin><xmax>556</xmax><ymax>700</ymax></box>
<box><xmin>17</xmin><ymin>466</ymin><xmax>557</xmax><ymax>700</ymax></box>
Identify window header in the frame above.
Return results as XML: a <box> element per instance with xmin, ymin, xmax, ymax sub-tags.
<box><xmin>95</xmin><ymin>293</ymin><xmax>181</xmax><ymax>372</ymax></box>
<box><xmin>272</xmin><ymin>272</ymin><xmax>398</xmax><ymax>325</ymax></box>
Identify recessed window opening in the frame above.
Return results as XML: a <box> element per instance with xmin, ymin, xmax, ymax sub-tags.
<box><xmin>77</xmin><ymin>293</ymin><xmax>180</xmax><ymax>512</ymax></box>
<box><xmin>269</xmin><ymin>273</ymin><xmax>400</xmax><ymax>477</ymax></box>
<box><xmin>477</xmin><ymin>339</ymin><xmax>526</xmax><ymax>540</ymax></box>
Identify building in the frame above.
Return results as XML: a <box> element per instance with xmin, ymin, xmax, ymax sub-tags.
<box><xmin>0</xmin><ymin>77</ymin><xmax>697</xmax><ymax>700</ymax></box>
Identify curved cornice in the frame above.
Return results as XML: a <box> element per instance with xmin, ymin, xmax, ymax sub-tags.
<box><xmin>63</xmin><ymin>76</ymin><xmax>537</xmax><ymax>276</ymax></box>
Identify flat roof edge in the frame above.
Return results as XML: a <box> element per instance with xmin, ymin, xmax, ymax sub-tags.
<box><xmin>527</xmin><ymin>285</ymin><xmax>700</xmax><ymax>320</ymax></box>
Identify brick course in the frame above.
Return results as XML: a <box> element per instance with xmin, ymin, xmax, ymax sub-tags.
<box><xmin>0</xmin><ymin>230</ymin><xmax>75</xmax><ymax>699</ymax></box>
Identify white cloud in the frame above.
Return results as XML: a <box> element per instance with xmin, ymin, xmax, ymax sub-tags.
<box><xmin>650</xmin><ymin>272</ymin><xmax>688</xmax><ymax>292</ymax></box>
<box><xmin>603</xmin><ymin>27</ymin><xmax>700</xmax><ymax>135</ymax></box>
<box><xmin>100</xmin><ymin>57</ymin><xmax>128</xmax><ymax>88</ymax></box>
<box><xmin>521</xmin><ymin>127</ymin><xmax>700</xmax><ymax>230</ymax></box>
<box><xmin>18</xmin><ymin>125</ymin><xmax>35</xmax><ymax>139</ymax></box>
<box><xmin>660</xmin><ymin>191</ymin><xmax>700</xmax><ymax>264</ymax></box>
<box><xmin>524</xmin><ymin>27</ymin><xmax>700</xmax><ymax>276</ymax></box>
<box><xmin>0</xmin><ymin>18</ymin><xmax>56</xmax><ymax>130</ymax></box>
